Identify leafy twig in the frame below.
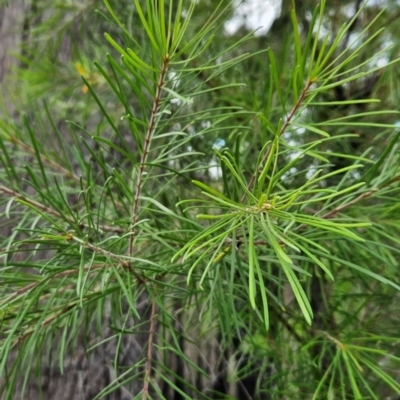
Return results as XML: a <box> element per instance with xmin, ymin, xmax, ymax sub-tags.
<box><xmin>320</xmin><ymin>190</ymin><xmax>376</xmax><ymax>219</ymax></box>
<box><xmin>7</xmin><ymin>264</ymin><xmax>104</xmax><ymax>300</ymax></box>
<box><xmin>70</xmin><ymin>234</ymin><xmax>146</xmax><ymax>284</ymax></box>
<box><xmin>15</xmin><ymin>304</ymin><xmax>76</xmax><ymax>345</ymax></box>
<box><xmin>0</xmin><ymin>184</ymin><xmax>125</xmax><ymax>233</ymax></box>
<box><xmin>244</xmin><ymin>79</ymin><xmax>313</xmax><ymax>201</ymax></box>
<box><xmin>129</xmin><ymin>55</ymin><xmax>170</xmax><ymax>256</ymax></box>
<box><xmin>9</xmin><ymin>136</ymin><xmax>81</xmax><ymax>182</ymax></box>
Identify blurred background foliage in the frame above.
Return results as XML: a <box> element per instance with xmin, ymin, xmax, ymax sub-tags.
<box><xmin>1</xmin><ymin>0</ymin><xmax>400</xmax><ymax>399</ymax></box>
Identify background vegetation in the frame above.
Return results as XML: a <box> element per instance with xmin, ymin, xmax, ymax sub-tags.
<box><xmin>1</xmin><ymin>0</ymin><xmax>400</xmax><ymax>399</ymax></box>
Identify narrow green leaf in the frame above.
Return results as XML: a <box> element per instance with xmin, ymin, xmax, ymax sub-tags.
<box><xmin>192</xmin><ymin>180</ymin><xmax>244</xmax><ymax>209</ymax></box>
<box><xmin>133</xmin><ymin>0</ymin><xmax>161</xmax><ymax>54</ymax></box>
<box><xmin>268</xmin><ymin>49</ymin><xmax>285</xmax><ymax>112</ymax></box>
<box><xmin>248</xmin><ymin>215</ymin><xmax>257</xmax><ymax>309</ymax></box>
<box><xmin>361</xmin><ymin>129</ymin><xmax>400</xmax><ymax>185</ymax></box>
<box><xmin>261</xmin><ymin>214</ymin><xmax>313</xmax><ymax>324</ymax></box>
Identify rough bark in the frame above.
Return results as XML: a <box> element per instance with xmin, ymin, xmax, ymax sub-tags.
<box><xmin>0</xmin><ymin>1</ymin><xmax>27</xmax><ymax>112</ymax></box>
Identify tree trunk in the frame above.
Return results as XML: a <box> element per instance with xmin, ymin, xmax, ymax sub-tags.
<box><xmin>0</xmin><ymin>1</ymin><xmax>28</xmax><ymax>112</ymax></box>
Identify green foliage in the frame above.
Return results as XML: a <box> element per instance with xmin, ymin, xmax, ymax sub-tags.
<box><xmin>1</xmin><ymin>0</ymin><xmax>400</xmax><ymax>399</ymax></box>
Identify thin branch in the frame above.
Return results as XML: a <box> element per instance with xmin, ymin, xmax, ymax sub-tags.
<box><xmin>6</xmin><ymin>264</ymin><xmax>104</xmax><ymax>301</ymax></box>
<box><xmin>0</xmin><ymin>184</ymin><xmax>125</xmax><ymax>233</ymax></box>
<box><xmin>320</xmin><ymin>189</ymin><xmax>376</xmax><ymax>219</ymax></box>
<box><xmin>129</xmin><ymin>55</ymin><xmax>170</xmax><ymax>256</ymax></box>
<box><xmin>243</xmin><ymin>79</ymin><xmax>313</xmax><ymax>201</ymax></box>
<box><xmin>142</xmin><ymin>299</ymin><xmax>157</xmax><ymax>400</ymax></box>
<box><xmin>15</xmin><ymin>304</ymin><xmax>75</xmax><ymax>345</ymax></box>
<box><xmin>9</xmin><ymin>136</ymin><xmax>81</xmax><ymax>183</ymax></box>
<box><xmin>7</xmin><ymin>136</ymin><xmax>126</xmax><ymax>212</ymax></box>
<box><xmin>1</xmin><ymin>184</ymin><xmax>69</xmax><ymax>220</ymax></box>
<box><xmin>70</xmin><ymin>235</ymin><xmax>146</xmax><ymax>284</ymax></box>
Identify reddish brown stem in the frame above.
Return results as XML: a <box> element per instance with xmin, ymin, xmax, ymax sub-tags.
<box><xmin>0</xmin><ymin>185</ymin><xmax>125</xmax><ymax>233</ymax></box>
<box><xmin>129</xmin><ymin>55</ymin><xmax>170</xmax><ymax>256</ymax></box>
<box><xmin>142</xmin><ymin>299</ymin><xmax>157</xmax><ymax>399</ymax></box>
<box><xmin>243</xmin><ymin>79</ymin><xmax>313</xmax><ymax>202</ymax></box>
<box><xmin>10</xmin><ymin>136</ymin><xmax>81</xmax><ymax>182</ymax></box>
<box><xmin>70</xmin><ymin>235</ymin><xmax>145</xmax><ymax>283</ymax></box>
<box><xmin>15</xmin><ymin>304</ymin><xmax>75</xmax><ymax>344</ymax></box>
<box><xmin>320</xmin><ymin>190</ymin><xmax>376</xmax><ymax>219</ymax></box>
<box><xmin>9</xmin><ymin>265</ymin><xmax>101</xmax><ymax>299</ymax></box>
